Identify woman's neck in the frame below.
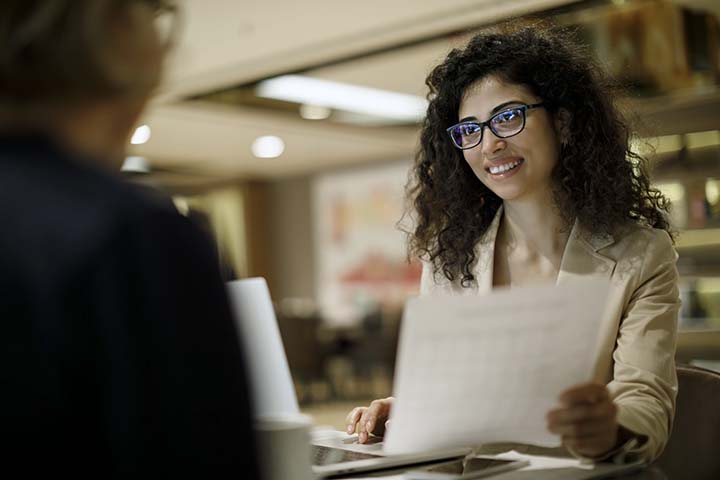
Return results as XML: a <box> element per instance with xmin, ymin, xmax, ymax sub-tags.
<box><xmin>501</xmin><ymin>190</ymin><xmax>570</xmax><ymax>260</ymax></box>
<box><xmin>0</xmin><ymin>96</ymin><xmax>145</xmax><ymax>171</ymax></box>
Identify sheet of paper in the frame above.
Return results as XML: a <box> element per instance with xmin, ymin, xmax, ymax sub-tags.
<box><xmin>383</xmin><ymin>278</ymin><xmax>610</xmax><ymax>454</ymax></box>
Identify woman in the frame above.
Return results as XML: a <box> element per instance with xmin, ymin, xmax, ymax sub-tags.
<box><xmin>346</xmin><ymin>24</ymin><xmax>679</xmax><ymax>464</ymax></box>
<box><xmin>1</xmin><ymin>1</ymin><xmax>258</xmax><ymax>476</ymax></box>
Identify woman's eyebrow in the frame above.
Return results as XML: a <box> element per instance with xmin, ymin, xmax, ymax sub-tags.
<box><xmin>458</xmin><ymin>99</ymin><xmax>526</xmax><ymax>123</ymax></box>
<box><xmin>490</xmin><ymin>99</ymin><xmax>524</xmax><ymax>115</ymax></box>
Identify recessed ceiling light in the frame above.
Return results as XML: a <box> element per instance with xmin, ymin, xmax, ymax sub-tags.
<box><xmin>300</xmin><ymin>104</ymin><xmax>332</xmax><ymax>120</ymax></box>
<box><xmin>121</xmin><ymin>156</ymin><xmax>150</xmax><ymax>173</ymax></box>
<box><xmin>252</xmin><ymin>135</ymin><xmax>285</xmax><ymax>158</ymax></box>
<box><xmin>131</xmin><ymin>125</ymin><xmax>151</xmax><ymax>145</ymax></box>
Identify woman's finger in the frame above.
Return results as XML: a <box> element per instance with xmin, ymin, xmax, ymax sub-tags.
<box><xmin>549</xmin><ymin>418</ymin><xmax>616</xmax><ymax>438</ymax></box>
<box><xmin>357</xmin><ymin>398</ymin><xmax>393</xmax><ymax>443</ymax></box>
<box><xmin>345</xmin><ymin>407</ymin><xmax>365</xmax><ymax>434</ymax></box>
<box><xmin>559</xmin><ymin>383</ymin><xmax>609</xmax><ymax>406</ymax></box>
<box><xmin>358</xmin><ymin>404</ymin><xmax>380</xmax><ymax>442</ymax></box>
<box><xmin>547</xmin><ymin>400</ymin><xmax>616</xmax><ymax>426</ymax></box>
<box><xmin>563</xmin><ymin>429</ymin><xmax>617</xmax><ymax>457</ymax></box>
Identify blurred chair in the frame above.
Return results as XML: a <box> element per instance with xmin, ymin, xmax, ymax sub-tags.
<box><xmin>655</xmin><ymin>364</ymin><xmax>720</xmax><ymax>480</ymax></box>
<box><xmin>276</xmin><ymin>308</ymin><xmax>327</xmax><ymax>402</ymax></box>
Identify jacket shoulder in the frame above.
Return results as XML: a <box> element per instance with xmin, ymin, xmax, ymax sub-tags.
<box><xmin>0</xmin><ymin>144</ymin><xmax>178</xmax><ymax>284</ymax></box>
<box><xmin>603</xmin><ymin>225</ymin><xmax>676</xmax><ymax>262</ymax></box>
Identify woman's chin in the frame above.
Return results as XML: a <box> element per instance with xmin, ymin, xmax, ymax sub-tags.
<box><xmin>479</xmin><ymin>182</ymin><xmax>525</xmax><ymax>201</ymax></box>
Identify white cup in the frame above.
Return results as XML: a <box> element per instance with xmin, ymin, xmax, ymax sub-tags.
<box><xmin>254</xmin><ymin>413</ymin><xmax>314</xmax><ymax>480</ymax></box>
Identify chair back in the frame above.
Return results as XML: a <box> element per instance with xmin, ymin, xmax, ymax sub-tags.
<box><xmin>655</xmin><ymin>364</ymin><xmax>720</xmax><ymax>480</ymax></box>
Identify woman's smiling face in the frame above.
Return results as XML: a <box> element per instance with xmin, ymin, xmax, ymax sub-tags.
<box><xmin>457</xmin><ymin>75</ymin><xmax>562</xmax><ymax>202</ymax></box>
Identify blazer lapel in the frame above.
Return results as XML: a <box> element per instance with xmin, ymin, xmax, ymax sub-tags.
<box><xmin>473</xmin><ymin>211</ymin><xmax>617</xmax><ymax>294</ymax></box>
<box><xmin>473</xmin><ymin>206</ymin><xmax>504</xmax><ymax>295</ymax></box>
<box><xmin>557</xmin><ymin>221</ymin><xmax>619</xmax><ymax>381</ymax></box>
<box><xmin>556</xmin><ymin>221</ymin><xmax>616</xmax><ymax>287</ymax></box>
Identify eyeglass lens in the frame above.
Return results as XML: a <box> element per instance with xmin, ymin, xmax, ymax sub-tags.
<box><xmin>451</xmin><ymin>107</ymin><xmax>526</xmax><ymax>149</ymax></box>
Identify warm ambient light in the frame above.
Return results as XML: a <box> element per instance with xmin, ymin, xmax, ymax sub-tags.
<box><xmin>252</xmin><ymin>136</ymin><xmax>285</xmax><ymax>159</ymax></box>
<box><xmin>131</xmin><ymin>124</ymin><xmax>151</xmax><ymax>145</ymax></box>
<box><xmin>707</xmin><ymin>179</ymin><xmax>720</xmax><ymax>206</ymax></box>
<box><xmin>256</xmin><ymin>75</ymin><xmax>427</xmax><ymax>123</ymax></box>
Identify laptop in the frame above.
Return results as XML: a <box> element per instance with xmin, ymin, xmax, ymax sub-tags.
<box><xmin>225</xmin><ymin>277</ymin><xmax>471</xmax><ymax>477</ymax></box>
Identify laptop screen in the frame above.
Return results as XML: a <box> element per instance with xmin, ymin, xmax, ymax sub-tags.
<box><xmin>226</xmin><ymin>278</ymin><xmax>300</xmax><ymax>417</ymax></box>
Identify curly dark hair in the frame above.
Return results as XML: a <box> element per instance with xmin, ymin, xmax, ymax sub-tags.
<box><xmin>407</xmin><ymin>22</ymin><xmax>672</xmax><ymax>287</ymax></box>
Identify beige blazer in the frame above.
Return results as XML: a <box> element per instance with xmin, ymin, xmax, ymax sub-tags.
<box><xmin>420</xmin><ymin>206</ymin><xmax>680</xmax><ymax>463</ymax></box>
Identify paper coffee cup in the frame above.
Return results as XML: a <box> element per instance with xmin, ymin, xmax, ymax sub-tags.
<box><xmin>254</xmin><ymin>413</ymin><xmax>314</xmax><ymax>480</ymax></box>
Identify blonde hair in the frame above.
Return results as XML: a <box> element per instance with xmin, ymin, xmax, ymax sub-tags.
<box><xmin>0</xmin><ymin>0</ymin><xmax>176</xmax><ymax>110</ymax></box>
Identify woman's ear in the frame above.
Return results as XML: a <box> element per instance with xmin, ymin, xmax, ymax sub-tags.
<box><xmin>554</xmin><ymin>108</ymin><xmax>572</xmax><ymax>146</ymax></box>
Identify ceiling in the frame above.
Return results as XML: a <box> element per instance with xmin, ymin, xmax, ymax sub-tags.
<box><xmin>130</xmin><ymin>0</ymin><xmax>720</xmax><ymax>185</ymax></box>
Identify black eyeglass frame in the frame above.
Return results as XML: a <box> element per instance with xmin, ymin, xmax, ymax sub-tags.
<box><xmin>446</xmin><ymin>102</ymin><xmax>545</xmax><ymax>150</ymax></box>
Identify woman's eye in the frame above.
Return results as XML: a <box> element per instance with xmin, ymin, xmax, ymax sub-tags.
<box><xmin>461</xmin><ymin>124</ymin><xmax>481</xmax><ymax>135</ymax></box>
<box><xmin>494</xmin><ymin>109</ymin><xmax>519</xmax><ymax>123</ymax></box>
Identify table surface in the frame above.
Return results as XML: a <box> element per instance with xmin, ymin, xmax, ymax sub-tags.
<box><xmin>311</xmin><ymin>429</ymin><xmax>678</xmax><ymax>480</ymax></box>
<box><xmin>333</xmin><ymin>464</ymin><xmax>669</xmax><ymax>479</ymax></box>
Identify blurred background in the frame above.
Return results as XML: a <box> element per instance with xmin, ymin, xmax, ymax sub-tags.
<box><xmin>125</xmin><ymin>0</ymin><xmax>720</xmax><ymax>428</ymax></box>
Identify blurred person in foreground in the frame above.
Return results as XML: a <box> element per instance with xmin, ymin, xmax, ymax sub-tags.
<box><xmin>0</xmin><ymin>1</ymin><xmax>258</xmax><ymax>476</ymax></box>
<box><xmin>346</xmin><ymin>23</ymin><xmax>679</xmax><ymax>464</ymax></box>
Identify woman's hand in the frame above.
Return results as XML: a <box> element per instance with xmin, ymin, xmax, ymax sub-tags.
<box><xmin>546</xmin><ymin>383</ymin><xmax>620</xmax><ymax>458</ymax></box>
<box><xmin>345</xmin><ymin>396</ymin><xmax>394</xmax><ymax>444</ymax></box>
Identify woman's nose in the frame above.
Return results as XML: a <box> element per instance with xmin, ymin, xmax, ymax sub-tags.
<box><xmin>480</xmin><ymin>130</ymin><xmax>507</xmax><ymax>156</ymax></box>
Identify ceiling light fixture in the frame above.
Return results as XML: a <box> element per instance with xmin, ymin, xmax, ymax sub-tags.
<box><xmin>131</xmin><ymin>124</ymin><xmax>151</xmax><ymax>145</ymax></box>
<box><xmin>256</xmin><ymin>75</ymin><xmax>427</xmax><ymax>123</ymax></box>
<box><xmin>252</xmin><ymin>135</ymin><xmax>285</xmax><ymax>158</ymax></box>
<box><xmin>121</xmin><ymin>156</ymin><xmax>150</xmax><ymax>173</ymax></box>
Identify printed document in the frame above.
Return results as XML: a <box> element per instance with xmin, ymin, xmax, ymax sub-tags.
<box><xmin>383</xmin><ymin>279</ymin><xmax>610</xmax><ymax>454</ymax></box>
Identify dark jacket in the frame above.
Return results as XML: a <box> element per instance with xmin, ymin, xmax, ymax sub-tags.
<box><xmin>0</xmin><ymin>134</ymin><xmax>259</xmax><ymax>477</ymax></box>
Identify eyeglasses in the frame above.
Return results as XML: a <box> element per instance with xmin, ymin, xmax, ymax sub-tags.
<box><xmin>446</xmin><ymin>103</ymin><xmax>545</xmax><ymax>150</ymax></box>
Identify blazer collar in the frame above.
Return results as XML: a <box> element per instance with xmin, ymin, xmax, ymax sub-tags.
<box><xmin>474</xmin><ymin>205</ymin><xmax>503</xmax><ymax>294</ymax></box>
<box><xmin>474</xmin><ymin>205</ymin><xmax>617</xmax><ymax>293</ymax></box>
<box><xmin>556</xmin><ymin>220</ymin><xmax>616</xmax><ymax>288</ymax></box>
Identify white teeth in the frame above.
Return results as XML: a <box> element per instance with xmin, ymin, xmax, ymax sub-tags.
<box><xmin>488</xmin><ymin>160</ymin><xmax>522</xmax><ymax>175</ymax></box>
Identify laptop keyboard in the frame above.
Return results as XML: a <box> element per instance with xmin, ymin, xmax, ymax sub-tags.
<box><xmin>312</xmin><ymin>445</ymin><xmax>381</xmax><ymax>466</ymax></box>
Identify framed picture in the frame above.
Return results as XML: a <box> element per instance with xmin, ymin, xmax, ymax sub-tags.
<box><xmin>313</xmin><ymin>161</ymin><xmax>420</xmax><ymax>325</ymax></box>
